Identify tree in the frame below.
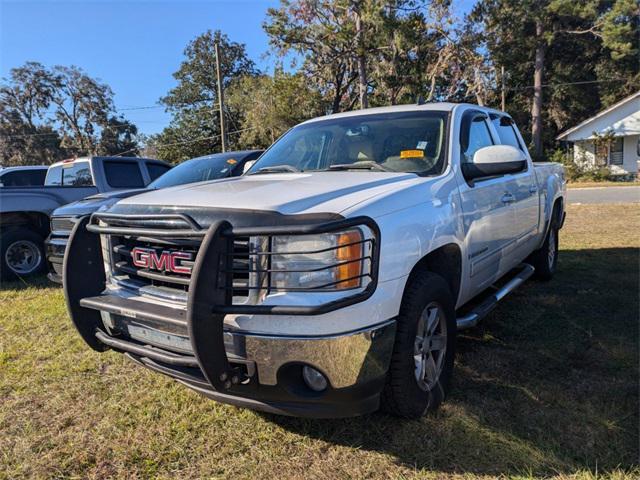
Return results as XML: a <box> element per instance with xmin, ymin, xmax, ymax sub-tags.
<box><xmin>265</xmin><ymin>0</ymin><xmax>361</xmax><ymax>113</ymax></box>
<box><xmin>265</xmin><ymin>1</ymin><xmax>491</xmax><ymax>112</ymax></box>
<box><xmin>0</xmin><ymin>62</ymin><xmax>141</xmax><ymax>164</ymax></box>
<box><xmin>49</xmin><ymin>65</ymin><xmax>114</xmax><ymax>156</ymax></box>
<box><xmin>0</xmin><ymin>62</ymin><xmax>63</xmax><ymax>165</ymax></box>
<box><xmin>227</xmin><ymin>71</ymin><xmax>326</xmax><ymax>147</ymax></box>
<box><xmin>0</xmin><ymin>107</ymin><xmax>63</xmax><ymax>166</ymax></box>
<box><xmin>469</xmin><ymin>0</ymin><xmax>639</xmax><ymax>158</ymax></box>
<box><xmin>151</xmin><ymin>30</ymin><xmax>258</xmax><ymax>163</ymax></box>
<box><xmin>98</xmin><ymin>116</ymin><xmax>139</xmax><ymax>156</ymax></box>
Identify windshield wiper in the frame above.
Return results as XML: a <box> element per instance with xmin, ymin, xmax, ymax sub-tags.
<box><xmin>253</xmin><ymin>165</ymin><xmax>300</xmax><ymax>174</ymax></box>
<box><xmin>327</xmin><ymin>161</ymin><xmax>392</xmax><ymax>172</ymax></box>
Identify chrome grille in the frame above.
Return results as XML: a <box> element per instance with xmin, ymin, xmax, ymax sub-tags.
<box><xmin>108</xmin><ymin>234</ymin><xmax>252</xmax><ymax>304</ymax></box>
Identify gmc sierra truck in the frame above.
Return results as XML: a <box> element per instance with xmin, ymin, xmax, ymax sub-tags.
<box><xmin>63</xmin><ymin>103</ymin><xmax>565</xmax><ymax>418</ymax></box>
<box><xmin>0</xmin><ymin>156</ymin><xmax>170</xmax><ymax>281</ymax></box>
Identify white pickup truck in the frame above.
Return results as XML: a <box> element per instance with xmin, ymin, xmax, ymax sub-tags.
<box><xmin>63</xmin><ymin>103</ymin><xmax>566</xmax><ymax>418</ymax></box>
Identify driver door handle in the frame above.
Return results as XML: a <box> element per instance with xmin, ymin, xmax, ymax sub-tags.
<box><xmin>501</xmin><ymin>193</ymin><xmax>515</xmax><ymax>204</ymax></box>
<box><xmin>529</xmin><ymin>185</ymin><xmax>538</xmax><ymax>194</ymax></box>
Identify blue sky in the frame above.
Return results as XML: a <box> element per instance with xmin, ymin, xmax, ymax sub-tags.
<box><xmin>1</xmin><ymin>0</ymin><xmax>476</xmax><ymax>136</ymax></box>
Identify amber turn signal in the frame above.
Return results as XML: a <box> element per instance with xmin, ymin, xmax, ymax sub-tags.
<box><xmin>336</xmin><ymin>230</ymin><xmax>363</xmax><ymax>289</ymax></box>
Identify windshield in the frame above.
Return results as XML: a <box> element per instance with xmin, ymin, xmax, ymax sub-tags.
<box><xmin>249</xmin><ymin>111</ymin><xmax>448</xmax><ymax>175</ymax></box>
<box><xmin>148</xmin><ymin>153</ymin><xmax>241</xmax><ymax>189</ymax></box>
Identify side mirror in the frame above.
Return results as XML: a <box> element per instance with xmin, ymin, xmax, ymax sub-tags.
<box><xmin>462</xmin><ymin>145</ymin><xmax>527</xmax><ymax>181</ymax></box>
<box><xmin>242</xmin><ymin>160</ymin><xmax>256</xmax><ymax>174</ymax></box>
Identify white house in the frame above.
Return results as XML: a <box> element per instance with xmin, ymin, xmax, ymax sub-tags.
<box><xmin>557</xmin><ymin>91</ymin><xmax>639</xmax><ymax>176</ymax></box>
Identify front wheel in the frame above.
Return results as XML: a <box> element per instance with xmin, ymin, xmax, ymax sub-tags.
<box><xmin>0</xmin><ymin>227</ymin><xmax>46</xmax><ymax>282</ymax></box>
<box><xmin>381</xmin><ymin>271</ymin><xmax>456</xmax><ymax>418</ymax></box>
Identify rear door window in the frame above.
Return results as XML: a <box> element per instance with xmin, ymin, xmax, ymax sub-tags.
<box><xmin>104</xmin><ymin>160</ymin><xmax>145</xmax><ymax>188</ymax></box>
<box><xmin>491</xmin><ymin>115</ymin><xmax>522</xmax><ymax>150</ymax></box>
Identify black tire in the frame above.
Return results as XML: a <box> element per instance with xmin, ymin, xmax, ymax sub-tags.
<box><xmin>381</xmin><ymin>270</ymin><xmax>456</xmax><ymax>418</ymax></box>
<box><xmin>529</xmin><ymin>222</ymin><xmax>559</xmax><ymax>281</ymax></box>
<box><xmin>0</xmin><ymin>227</ymin><xmax>46</xmax><ymax>282</ymax></box>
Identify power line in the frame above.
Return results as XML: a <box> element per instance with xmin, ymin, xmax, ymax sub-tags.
<box><xmin>3</xmin><ymin>100</ymin><xmax>222</xmax><ymax>139</ymax></box>
<box><xmin>4</xmin><ymin>131</ymin><xmax>63</xmax><ymax>139</ymax></box>
<box><xmin>3</xmin><ymin>77</ymin><xmax>630</xmax><ymax>140</ymax></box>
<box><xmin>112</xmin><ymin>126</ymin><xmax>257</xmax><ymax>157</ymax></box>
<box><xmin>507</xmin><ymin>77</ymin><xmax>628</xmax><ymax>91</ymax></box>
<box><xmin>28</xmin><ymin>98</ymin><xmax>219</xmax><ymax>116</ymax></box>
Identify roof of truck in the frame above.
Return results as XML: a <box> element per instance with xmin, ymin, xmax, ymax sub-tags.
<box><xmin>0</xmin><ymin>165</ymin><xmax>48</xmax><ymax>173</ymax></box>
<box><xmin>48</xmin><ymin>156</ymin><xmax>161</xmax><ymax>168</ymax></box>
<box><xmin>302</xmin><ymin>102</ymin><xmax>508</xmax><ymax>125</ymax></box>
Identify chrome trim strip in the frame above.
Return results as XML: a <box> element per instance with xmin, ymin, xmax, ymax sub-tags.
<box><xmin>235</xmin><ymin>318</ymin><xmax>396</xmax><ymax>340</ymax></box>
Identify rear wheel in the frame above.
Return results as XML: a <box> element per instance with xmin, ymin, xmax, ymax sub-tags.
<box><xmin>381</xmin><ymin>271</ymin><xmax>456</xmax><ymax>418</ymax></box>
<box><xmin>530</xmin><ymin>222</ymin><xmax>559</xmax><ymax>281</ymax></box>
<box><xmin>0</xmin><ymin>227</ymin><xmax>45</xmax><ymax>282</ymax></box>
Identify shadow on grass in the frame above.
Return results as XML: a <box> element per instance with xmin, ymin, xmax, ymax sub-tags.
<box><xmin>266</xmin><ymin>248</ymin><xmax>639</xmax><ymax>476</ymax></box>
<box><xmin>0</xmin><ymin>274</ymin><xmax>56</xmax><ymax>292</ymax></box>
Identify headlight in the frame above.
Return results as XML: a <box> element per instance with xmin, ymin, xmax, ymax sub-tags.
<box><xmin>271</xmin><ymin>229</ymin><xmax>365</xmax><ymax>291</ymax></box>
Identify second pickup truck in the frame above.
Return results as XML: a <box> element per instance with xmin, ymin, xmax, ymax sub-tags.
<box><xmin>63</xmin><ymin>103</ymin><xmax>566</xmax><ymax>418</ymax></box>
<box><xmin>0</xmin><ymin>156</ymin><xmax>170</xmax><ymax>281</ymax></box>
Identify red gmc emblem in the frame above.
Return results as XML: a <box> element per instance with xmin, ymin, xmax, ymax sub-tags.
<box><xmin>131</xmin><ymin>247</ymin><xmax>193</xmax><ymax>275</ymax></box>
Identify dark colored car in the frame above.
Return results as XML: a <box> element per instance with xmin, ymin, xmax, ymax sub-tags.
<box><xmin>46</xmin><ymin>150</ymin><xmax>263</xmax><ymax>283</ymax></box>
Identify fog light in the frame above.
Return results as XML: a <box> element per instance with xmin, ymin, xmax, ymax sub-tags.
<box><xmin>302</xmin><ymin>366</ymin><xmax>328</xmax><ymax>392</ymax></box>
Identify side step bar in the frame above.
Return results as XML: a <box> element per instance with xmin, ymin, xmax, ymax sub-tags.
<box><xmin>456</xmin><ymin>264</ymin><xmax>535</xmax><ymax>330</ymax></box>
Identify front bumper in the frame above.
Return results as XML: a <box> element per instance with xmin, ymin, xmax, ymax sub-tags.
<box><xmin>64</xmin><ymin>212</ymin><xmax>389</xmax><ymax>417</ymax></box>
<box><xmin>96</xmin><ymin>312</ymin><xmax>396</xmax><ymax>417</ymax></box>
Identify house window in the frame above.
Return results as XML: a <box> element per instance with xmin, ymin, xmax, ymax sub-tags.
<box><xmin>609</xmin><ymin>137</ymin><xmax>623</xmax><ymax>165</ymax></box>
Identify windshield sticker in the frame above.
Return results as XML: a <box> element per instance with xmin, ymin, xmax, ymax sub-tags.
<box><xmin>416</xmin><ymin>141</ymin><xmax>428</xmax><ymax>150</ymax></box>
<box><xmin>226</xmin><ymin>158</ymin><xmax>238</xmax><ymax>165</ymax></box>
<box><xmin>400</xmin><ymin>150</ymin><xmax>425</xmax><ymax>159</ymax></box>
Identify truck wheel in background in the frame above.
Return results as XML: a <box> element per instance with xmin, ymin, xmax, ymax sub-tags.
<box><xmin>530</xmin><ymin>223</ymin><xmax>559</xmax><ymax>281</ymax></box>
<box><xmin>381</xmin><ymin>271</ymin><xmax>456</xmax><ymax>418</ymax></box>
<box><xmin>0</xmin><ymin>227</ymin><xmax>46</xmax><ymax>282</ymax></box>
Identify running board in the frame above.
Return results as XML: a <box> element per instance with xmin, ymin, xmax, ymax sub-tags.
<box><xmin>456</xmin><ymin>264</ymin><xmax>535</xmax><ymax>330</ymax></box>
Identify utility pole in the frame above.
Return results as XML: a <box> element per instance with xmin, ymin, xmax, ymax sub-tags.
<box><xmin>214</xmin><ymin>42</ymin><xmax>227</xmax><ymax>152</ymax></box>
<box><xmin>353</xmin><ymin>1</ymin><xmax>368</xmax><ymax>110</ymax></box>
<box><xmin>501</xmin><ymin>66</ymin><xmax>506</xmax><ymax>112</ymax></box>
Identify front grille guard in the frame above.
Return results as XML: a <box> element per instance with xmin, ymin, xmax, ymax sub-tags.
<box><xmin>64</xmin><ymin>212</ymin><xmax>380</xmax><ymax>391</ymax></box>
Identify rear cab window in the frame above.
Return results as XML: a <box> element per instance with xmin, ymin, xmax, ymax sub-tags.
<box><xmin>146</xmin><ymin>162</ymin><xmax>171</xmax><ymax>181</ymax></box>
<box><xmin>104</xmin><ymin>160</ymin><xmax>145</xmax><ymax>188</ymax></box>
<box><xmin>45</xmin><ymin>161</ymin><xmax>94</xmax><ymax>186</ymax></box>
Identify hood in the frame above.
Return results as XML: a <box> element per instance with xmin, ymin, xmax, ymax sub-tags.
<box><xmin>53</xmin><ymin>187</ymin><xmax>148</xmax><ymax>217</ymax></box>
<box><xmin>116</xmin><ymin>171</ymin><xmax>421</xmax><ymax>216</ymax></box>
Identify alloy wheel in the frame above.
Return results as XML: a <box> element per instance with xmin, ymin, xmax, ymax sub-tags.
<box><xmin>414</xmin><ymin>301</ymin><xmax>447</xmax><ymax>391</ymax></box>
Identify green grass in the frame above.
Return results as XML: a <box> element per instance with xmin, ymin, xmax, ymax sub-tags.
<box><xmin>1</xmin><ymin>204</ymin><xmax>638</xmax><ymax>479</ymax></box>
<box><xmin>567</xmin><ymin>181</ymin><xmax>639</xmax><ymax>189</ymax></box>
